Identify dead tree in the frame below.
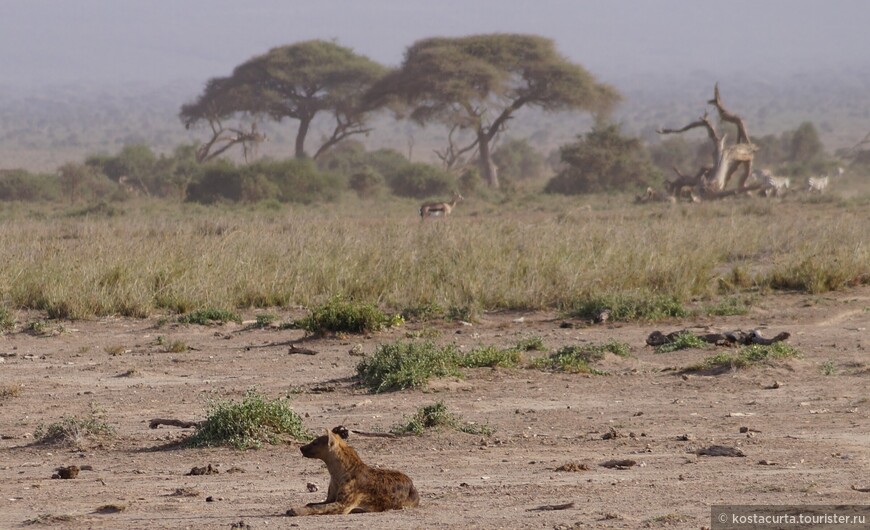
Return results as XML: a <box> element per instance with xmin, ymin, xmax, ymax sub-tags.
<box><xmin>657</xmin><ymin>84</ymin><xmax>760</xmax><ymax>200</ymax></box>
<box><xmin>434</xmin><ymin>123</ymin><xmax>480</xmax><ymax>172</ymax></box>
<box><xmin>192</xmin><ymin>117</ymin><xmax>267</xmax><ymax>164</ymax></box>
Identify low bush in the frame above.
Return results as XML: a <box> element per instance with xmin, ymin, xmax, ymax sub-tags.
<box><xmin>654</xmin><ymin>332</ymin><xmax>709</xmax><ymax>353</ymax></box>
<box><xmin>532</xmin><ymin>340</ymin><xmax>630</xmax><ymax>374</ymax></box>
<box><xmin>387</xmin><ymin>162</ymin><xmax>456</xmax><ymax>198</ymax></box>
<box><xmin>688</xmin><ymin>342</ymin><xmax>799</xmax><ymax>372</ymax></box>
<box><xmin>459</xmin><ymin>346</ymin><xmax>521</xmax><ymax>368</ymax></box>
<box><xmin>186</xmin><ymin>391</ymin><xmax>311</xmax><ymax>450</ymax></box>
<box><xmin>296</xmin><ymin>297</ymin><xmax>400</xmax><ymax>335</ymax></box>
<box><xmin>392</xmin><ymin>401</ymin><xmax>493</xmax><ymax>436</ymax></box>
<box><xmin>34</xmin><ymin>414</ymin><xmax>114</xmax><ymax>447</ymax></box>
<box><xmin>356</xmin><ymin>341</ymin><xmax>461</xmax><ymax>393</ymax></box>
<box><xmin>178</xmin><ymin>309</ymin><xmax>242</xmax><ymax>325</ymax></box>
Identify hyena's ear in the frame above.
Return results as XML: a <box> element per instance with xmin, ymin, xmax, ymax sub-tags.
<box><xmin>325</xmin><ymin>428</ymin><xmax>337</xmax><ymax>447</ymax></box>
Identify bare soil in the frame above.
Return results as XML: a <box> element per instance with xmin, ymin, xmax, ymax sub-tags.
<box><xmin>1</xmin><ymin>288</ymin><xmax>869</xmax><ymax>529</ymax></box>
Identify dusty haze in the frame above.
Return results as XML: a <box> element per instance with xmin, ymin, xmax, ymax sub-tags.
<box><xmin>2</xmin><ymin>0</ymin><xmax>869</xmax><ymax>88</ymax></box>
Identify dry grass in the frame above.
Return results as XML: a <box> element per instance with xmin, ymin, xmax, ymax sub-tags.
<box><xmin>0</xmin><ymin>196</ymin><xmax>867</xmax><ymax>319</ymax></box>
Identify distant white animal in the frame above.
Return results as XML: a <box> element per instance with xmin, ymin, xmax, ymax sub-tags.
<box><xmin>420</xmin><ymin>192</ymin><xmax>463</xmax><ymax>220</ymax></box>
<box><xmin>753</xmin><ymin>169</ymin><xmax>790</xmax><ymax>197</ymax></box>
<box><xmin>806</xmin><ymin>175</ymin><xmax>829</xmax><ymax>193</ymax></box>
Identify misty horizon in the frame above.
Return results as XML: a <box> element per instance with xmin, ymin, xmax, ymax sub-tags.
<box><xmin>3</xmin><ymin>0</ymin><xmax>870</xmax><ymax>89</ymax></box>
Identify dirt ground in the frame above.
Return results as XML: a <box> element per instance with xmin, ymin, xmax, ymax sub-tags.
<box><xmin>1</xmin><ymin>288</ymin><xmax>869</xmax><ymax>529</ymax></box>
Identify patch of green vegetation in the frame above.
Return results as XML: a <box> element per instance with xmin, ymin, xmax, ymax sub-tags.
<box><xmin>356</xmin><ymin>341</ymin><xmax>461</xmax><ymax>393</ymax></box>
<box><xmin>705</xmin><ymin>296</ymin><xmax>752</xmax><ymax>316</ymax></box>
<box><xmin>532</xmin><ymin>340</ymin><xmax>630</xmax><ymax>374</ymax></box>
<box><xmin>654</xmin><ymin>332</ymin><xmax>709</xmax><ymax>353</ymax></box>
<box><xmin>459</xmin><ymin>346</ymin><xmax>521</xmax><ymax>368</ymax></box>
<box><xmin>565</xmin><ymin>293</ymin><xmax>688</xmax><ymax>322</ymax></box>
<box><xmin>0</xmin><ymin>306</ymin><xmax>14</xmax><ymax>333</ymax></box>
<box><xmin>296</xmin><ymin>297</ymin><xmax>401</xmax><ymax>335</ymax></box>
<box><xmin>516</xmin><ymin>336</ymin><xmax>545</xmax><ymax>351</ymax></box>
<box><xmin>689</xmin><ymin>342</ymin><xmax>799</xmax><ymax>372</ymax></box>
<box><xmin>178</xmin><ymin>308</ymin><xmax>242</xmax><ymax>325</ymax></box>
<box><xmin>446</xmin><ymin>304</ymin><xmax>477</xmax><ymax>322</ymax></box>
<box><xmin>253</xmin><ymin>313</ymin><xmax>277</xmax><ymax>328</ymax></box>
<box><xmin>186</xmin><ymin>391</ymin><xmax>311</xmax><ymax>450</ymax></box>
<box><xmin>391</xmin><ymin>401</ymin><xmax>493</xmax><ymax>436</ymax></box>
<box><xmin>401</xmin><ymin>302</ymin><xmax>444</xmax><ymax>322</ymax></box>
<box><xmin>821</xmin><ymin>359</ymin><xmax>836</xmax><ymax>376</ymax></box>
<box><xmin>34</xmin><ymin>414</ymin><xmax>114</xmax><ymax>446</ymax></box>
<box><xmin>26</xmin><ymin>320</ymin><xmax>48</xmax><ymax>335</ymax></box>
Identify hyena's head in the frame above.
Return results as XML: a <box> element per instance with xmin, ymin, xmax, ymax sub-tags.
<box><xmin>300</xmin><ymin>428</ymin><xmax>348</xmax><ymax>460</ymax></box>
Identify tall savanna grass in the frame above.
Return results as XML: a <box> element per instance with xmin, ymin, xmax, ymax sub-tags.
<box><xmin>0</xmin><ymin>195</ymin><xmax>867</xmax><ymax>319</ymax></box>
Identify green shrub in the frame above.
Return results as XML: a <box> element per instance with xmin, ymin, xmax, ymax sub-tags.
<box><xmin>250</xmin><ymin>158</ymin><xmax>343</xmax><ymax>204</ymax></box>
<box><xmin>516</xmin><ymin>336</ymin><xmax>545</xmax><ymax>351</ymax></box>
<box><xmin>446</xmin><ymin>304</ymin><xmax>478</xmax><ymax>322</ymax></box>
<box><xmin>401</xmin><ymin>302</ymin><xmax>445</xmax><ymax>322</ymax></box>
<box><xmin>654</xmin><ymin>332</ymin><xmax>709</xmax><ymax>353</ymax></box>
<box><xmin>349</xmin><ymin>167</ymin><xmax>386</xmax><ymax>198</ymax></box>
<box><xmin>391</xmin><ymin>401</ymin><xmax>492</xmax><ymax>436</ymax></box>
<box><xmin>0</xmin><ymin>169</ymin><xmax>61</xmax><ymax>201</ymax></box>
<box><xmin>459</xmin><ymin>346</ymin><xmax>521</xmax><ymax>368</ymax></box>
<box><xmin>185</xmin><ymin>162</ymin><xmax>248</xmax><ymax>203</ymax></box>
<box><xmin>545</xmin><ymin>123</ymin><xmax>662</xmax><ymax>194</ymax></box>
<box><xmin>492</xmin><ymin>138</ymin><xmax>546</xmax><ymax>182</ymax></box>
<box><xmin>35</xmin><ymin>414</ymin><xmax>114</xmax><ymax>446</ymax></box>
<box><xmin>296</xmin><ymin>297</ymin><xmax>399</xmax><ymax>335</ymax></box>
<box><xmin>186</xmin><ymin>391</ymin><xmax>311</xmax><ymax>450</ymax></box>
<box><xmin>565</xmin><ymin>293</ymin><xmax>688</xmax><ymax>321</ymax></box>
<box><xmin>356</xmin><ymin>341</ymin><xmax>461</xmax><ymax>392</ymax></box>
<box><xmin>533</xmin><ymin>340</ymin><xmax>630</xmax><ymax>374</ymax></box>
<box><xmin>689</xmin><ymin>342</ymin><xmax>799</xmax><ymax>372</ymax></box>
<box><xmin>178</xmin><ymin>309</ymin><xmax>242</xmax><ymax>325</ymax></box>
<box><xmin>0</xmin><ymin>306</ymin><xmax>14</xmax><ymax>333</ymax></box>
<box><xmin>253</xmin><ymin>314</ymin><xmax>277</xmax><ymax>328</ymax></box>
<box><xmin>387</xmin><ymin>162</ymin><xmax>456</xmax><ymax>198</ymax></box>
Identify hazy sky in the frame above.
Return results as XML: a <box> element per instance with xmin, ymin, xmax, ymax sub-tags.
<box><xmin>2</xmin><ymin>0</ymin><xmax>869</xmax><ymax>88</ymax></box>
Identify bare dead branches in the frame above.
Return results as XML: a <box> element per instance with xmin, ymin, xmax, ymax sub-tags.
<box><xmin>656</xmin><ymin>85</ymin><xmax>759</xmax><ymax>197</ymax></box>
<box><xmin>196</xmin><ymin>120</ymin><xmax>267</xmax><ymax>163</ymax></box>
<box><xmin>708</xmin><ymin>83</ymin><xmax>751</xmax><ymax>143</ymax></box>
<box><xmin>434</xmin><ymin>123</ymin><xmax>480</xmax><ymax>171</ymax></box>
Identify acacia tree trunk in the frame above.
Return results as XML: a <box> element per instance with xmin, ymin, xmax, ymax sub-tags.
<box><xmin>477</xmin><ymin>129</ymin><xmax>499</xmax><ymax>189</ymax></box>
<box><xmin>295</xmin><ymin>115</ymin><xmax>312</xmax><ymax>158</ymax></box>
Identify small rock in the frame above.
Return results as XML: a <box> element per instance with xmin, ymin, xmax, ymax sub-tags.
<box><xmin>206</xmin><ymin>496</ymin><xmax>214</xmax><ymax>502</ymax></box>
<box><xmin>697</xmin><ymin>445</ymin><xmax>745</xmax><ymax>457</ymax></box>
<box><xmin>306</xmin><ymin>482</ymin><xmax>318</xmax><ymax>492</ymax></box>
<box><xmin>600</xmin><ymin>459</ymin><xmax>636</xmax><ymax>469</ymax></box>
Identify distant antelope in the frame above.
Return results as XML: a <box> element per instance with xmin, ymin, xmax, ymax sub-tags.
<box><xmin>806</xmin><ymin>175</ymin><xmax>829</xmax><ymax>193</ymax></box>
<box><xmin>420</xmin><ymin>192</ymin><xmax>463</xmax><ymax>219</ymax></box>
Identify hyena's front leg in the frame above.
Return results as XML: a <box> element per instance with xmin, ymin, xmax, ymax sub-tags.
<box><xmin>286</xmin><ymin>495</ymin><xmax>361</xmax><ymax>516</ymax></box>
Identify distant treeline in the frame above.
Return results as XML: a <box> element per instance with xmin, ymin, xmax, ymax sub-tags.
<box><xmin>0</xmin><ymin>119</ymin><xmax>853</xmax><ymax>205</ymax></box>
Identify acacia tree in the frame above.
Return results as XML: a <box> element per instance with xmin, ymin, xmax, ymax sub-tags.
<box><xmin>180</xmin><ymin>40</ymin><xmax>388</xmax><ymax>161</ymax></box>
<box><xmin>367</xmin><ymin>34</ymin><xmax>620</xmax><ymax>188</ymax></box>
